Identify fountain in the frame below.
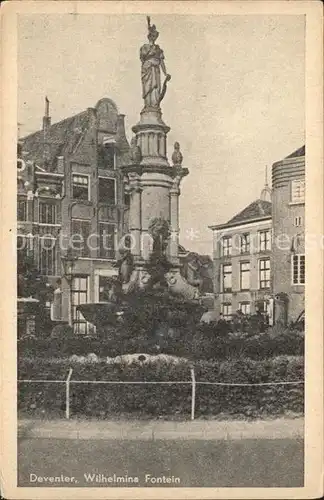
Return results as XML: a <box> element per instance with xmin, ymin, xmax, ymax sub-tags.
<box><xmin>78</xmin><ymin>17</ymin><xmax>203</xmax><ymax>341</ymax></box>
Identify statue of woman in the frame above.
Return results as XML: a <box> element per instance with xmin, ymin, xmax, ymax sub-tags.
<box><xmin>140</xmin><ymin>17</ymin><xmax>171</xmax><ymax>108</ymax></box>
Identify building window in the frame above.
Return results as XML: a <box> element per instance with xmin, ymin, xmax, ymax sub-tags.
<box><xmin>72</xmin><ymin>174</ymin><xmax>89</xmax><ymax>201</ymax></box>
<box><xmin>71</xmin><ymin>219</ymin><xmax>91</xmax><ymax>257</ymax></box>
<box><xmin>294</xmin><ymin>216</ymin><xmax>303</xmax><ymax>227</ymax></box>
<box><xmin>99</xmin><ymin>223</ymin><xmax>116</xmax><ymax>259</ymax></box>
<box><xmin>51</xmin><ymin>288</ymin><xmax>62</xmax><ymax>321</ymax></box>
<box><xmin>17</xmin><ymin>158</ymin><xmax>26</xmax><ymax>172</ymax></box>
<box><xmin>56</xmin><ymin>156</ymin><xmax>64</xmax><ymax>170</ymax></box>
<box><xmin>222</xmin><ymin>264</ymin><xmax>232</xmax><ymax>292</ymax></box>
<box><xmin>240</xmin><ymin>233</ymin><xmax>250</xmax><ymax>254</ymax></box>
<box><xmin>39</xmin><ymin>202</ymin><xmax>56</xmax><ymax>224</ymax></box>
<box><xmin>221</xmin><ymin>303</ymin><xmax>232</xmax><ymax>320</ymax></box>
<box><xmin>39</xmin><ymin>237</ymin><xmax>56</xmax><ymax>276</ymax></box>
<box><xmin>17</xmin><ymin>200</ymin><xmax>27</xmax><ymax>222</ymax></box>
<box><xmin>259</xmin><ymin>230</ymin><xmax>271</xmax><ymax>251</ymax></box>
<box><xmin>259</xmin><ymin>258</ymin><xmax>271</xmax><ymax>289</ymax></box>
<box><xmin>291</xmin><ymin>179</ymin><xmax>305</xmax><ymax>203</ymax></box>
<box><xmin>98</xmin><ymin>275</ymin><xmax>117</xmax><ymax>302</ymax></box>
<box><xmin>240</xmin><ymin>262</ymin><xmax>250</xmax><ymax>290</ymax></box>
<box><xmin>71</xmin><ymin>276</ymin><xmax>89</xmax><ymax>335</ymax></box>
<box><xmin>17</xmin><ymin>235</ymin><xmax>28</xmax><ymax>265</ymax></box>
<box><xmin>124</xmin><ymin>193</ymin><xmax>131</xmax><ymax>207</ymax></box>
<box><xmin>261</xmin><ymin>300</ymin><xmax>271</xmax><ymax>317</ymax></box>
<box><xmin>239</xmin><ymin>302</ymin><xmax>251</xmax><ymax>315</ymax></box>
<box><xmin>292</xmin><ymin>254</ymin><xmax>305</xmax><ymax>285</ymax></box>
<box><xmin>221</xmin><ymin>236</ymin><xmax>232</xmax><ymax>257</ymax></box>
<box><xmin>98</xmin><ymin>143</ymin><xmax>115</xmax><ymax>170</ymax></box>
<box><xmin>98</xmin><ymin>177</ymin><xmax>116</xmax><ymax>204</ymax></box>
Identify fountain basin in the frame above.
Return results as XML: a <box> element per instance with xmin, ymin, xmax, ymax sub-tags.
<box><xmin>77</xmin><ymin>288</ymin><xmax>204</xmax><ymax>332</ymax></box>
<box><xmin>77</xmin><ymin>302</ymin><xmax>125</xmax><ymax>327</ymax></box>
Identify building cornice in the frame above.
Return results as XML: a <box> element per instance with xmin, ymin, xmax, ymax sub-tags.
<box><xmin>209</xmin><ymin>216</ymin><xmax>272</xmax><ymax>232</ymax></box>
<box><xmin>272</xmin><ymin>159</ymin><xmax>305</xmax><ymax>189</ymax></box>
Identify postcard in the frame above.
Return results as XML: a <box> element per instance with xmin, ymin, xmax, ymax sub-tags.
<box><xmin>1</xmin><ymin>1</ymin><xmax>323</xmax><ymax>499</ymax></box>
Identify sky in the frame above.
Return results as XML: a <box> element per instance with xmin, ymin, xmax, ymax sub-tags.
<box><xmin>18</xmin><ymin>14</ymin><xmax>305</xmax><ymax>255</ymax></box>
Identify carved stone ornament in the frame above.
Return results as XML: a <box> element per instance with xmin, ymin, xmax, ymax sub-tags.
<box><xmin>130</xmin><ymin>136</ymin><xmax>142</xmax><ymax>164</ymax></box>
<box><xmin>171</xmin><ymin>142</ymin><xmax>183</xmax><ymax>166</ymax></box>
<box><xmin>148</xmin><ymin>217</ymin><xmax>170</xmax><ymax>241</ymax></box>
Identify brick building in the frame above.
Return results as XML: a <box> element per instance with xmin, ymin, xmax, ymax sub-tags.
<box><xmin>209</xmin><ymin>198</ymin><xmax>272</xmax><ymax>320</ymax></box>
<box><xmin>210</xmin><ymin>145</ymin><xmax>305</xmax><ymax>326</ymax></box>
<box><xmin>272</xmin><ymin>146</ymin><xmax>305</xmax><ymax>324</ymax></box>
<box><xmin>17</xmin><ymin>98</ymin><xmax>131</xmax><ymax>334</ymax></box>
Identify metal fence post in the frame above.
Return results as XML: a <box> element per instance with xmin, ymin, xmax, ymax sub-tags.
<box><xmin>190</xmin><ymin>367</ymin><xmax>196</xmax><ymax>421</ymax></box>
<box><xmin>65</xmin><ymin>368</ymin><xmax>73</xmax><ymax>420</ymax></box>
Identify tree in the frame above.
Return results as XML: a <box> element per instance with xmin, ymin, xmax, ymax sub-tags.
<box><xmin>17</xmin><ymin>253</ymin><xmax>54</xmax><ymax>304</ymax></box>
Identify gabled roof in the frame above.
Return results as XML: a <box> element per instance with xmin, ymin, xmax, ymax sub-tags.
<box><xmin>227</xmin><ymin>199</ymin><xmax>272</xmax><ymax>225</ymax></box>
<box><xmin>209</xmin><ymin>199</ymin><xmax>272</xmax><ymax>230</ymax></box>
<box><xmin>20</xmin><ymin>98</ymin><xmax>130</xmax><ymax>171</ymax></box>
<box><xmin>21</xmin><ymin>110</ymin><xmax>90</xmax><ymax>171</ymax></box>
<box><xmin>285</xmin><ymin>145</ymin><xmax>305</xmax><ymax>159</ymax></box>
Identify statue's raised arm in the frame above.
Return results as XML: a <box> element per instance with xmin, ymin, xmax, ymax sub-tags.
<box><xmin>140</xmin><ymin>17</ymin><xmax>171</xmax><ymax>109</ymax></box>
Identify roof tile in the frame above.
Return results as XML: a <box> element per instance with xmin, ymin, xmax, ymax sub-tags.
<box><xmin>21</xmin><ymin>111</ymin><xmax>90</xmax><ymax>171</ymax></box>
<box><xmin>285</xmin><ymin>145</ymin><xmax>305</xmax><ymax>159</ymax></box>
<box><xmin>226</xmin><ymin>199</ymin><xmax>272</xmax><ymax>226</ymax></box>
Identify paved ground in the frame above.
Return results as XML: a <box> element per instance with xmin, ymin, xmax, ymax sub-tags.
<box><xmin>18</xmin><ymin>417</ymin><xmax>304</xmax><ymax>440</ymax></box>
<box><xmin>18</xmin><ymin>437</ymin><xmax>304</xmax><ymax>487</ymax></box>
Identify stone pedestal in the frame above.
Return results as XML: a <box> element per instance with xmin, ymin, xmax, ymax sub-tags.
<box><xmin>132</xmin><ymin>108</ymin><xmax>170</xmax><ymax>168</ymax></box>
<box><xmin>123</xmin><ymin>104</ymin><xmax>188</xmax><ymax>268</ymax></box>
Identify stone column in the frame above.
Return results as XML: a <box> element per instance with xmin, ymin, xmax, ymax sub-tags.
<box><xmin>128</xmin><ymin>173</ymin><xmax>142</xmax><ymax>260</ymax></box>
<box><xmin>169</xmin><ymin>177</ymin><xmax>181</xmax><ymax>265</ymax></box>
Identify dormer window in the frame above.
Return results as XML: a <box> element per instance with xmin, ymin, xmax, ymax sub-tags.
<box><xmin>98</xmin><ymin>138</ymin><xmax>116</xmax><ymax>170</ymax></box>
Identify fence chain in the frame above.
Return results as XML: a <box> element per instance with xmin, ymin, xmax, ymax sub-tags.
<box><xmin>18</xmin><ymin>367</ymin><xmax>304</xmax><ymax>420</ymax></box>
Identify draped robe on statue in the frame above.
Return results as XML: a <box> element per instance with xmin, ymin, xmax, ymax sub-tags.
<box><xmin>140</xmin><ymin>43</ymin><xmax>165</xmax><ymax>107</ymax></box>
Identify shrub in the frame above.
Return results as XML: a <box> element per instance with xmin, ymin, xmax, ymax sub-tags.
<box><xmin>18</xmin><ymin>326</ymin><xmax>304</xmax><ymax>361</ymax></box>
<box><xmin>18</xmin><ymin>356</ymin><xmax>304</xmax><ymax>420</ymax></box>
<box><xmin>51</xmin><ymin>323</ymin><xmax>74</xmax><ymax>339</ymax></box>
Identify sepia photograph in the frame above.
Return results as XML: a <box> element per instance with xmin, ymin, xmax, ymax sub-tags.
<box><xmin>1</xmin><ymin>1</ymin><xmax>323</xmax><ymax>499</ymax></box>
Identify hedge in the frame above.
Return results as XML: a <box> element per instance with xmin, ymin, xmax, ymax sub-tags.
<box><xmin>18</xmin><ymin>328</ymin><xmax>304</xmax><ymax>361</ymax></box>
<box><xmin>18</xmin><ymin>355</ymin><xmax>304</xmax><ymax>420</ymax></box>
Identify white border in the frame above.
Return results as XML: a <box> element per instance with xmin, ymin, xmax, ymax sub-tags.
<box><xmin>1</xmin><ymin>1</ymin><xmax>323</xmax><ymax>499</ymax></box>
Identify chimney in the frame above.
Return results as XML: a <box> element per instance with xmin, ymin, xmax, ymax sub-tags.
<box><xmin>42</xmin><ymin>96</ymin><xmax>51</xmax><ymax>131</ymax></box>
